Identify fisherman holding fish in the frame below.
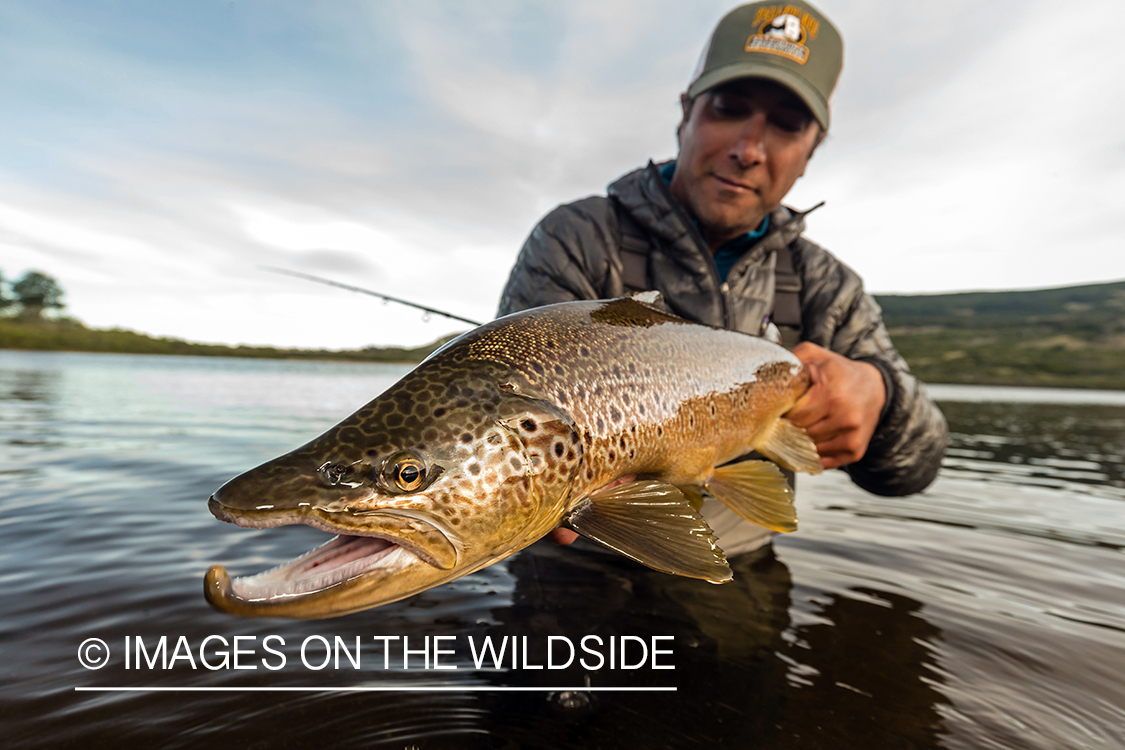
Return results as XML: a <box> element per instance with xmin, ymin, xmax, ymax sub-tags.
<box><xmin>498</xmin><ymin>2</ymin><xmax>947</xmax><ymax>552</ymax></box>
<box><xmin>204</xmin><ymin>2</ymin><xmax>949</xmax><ymax>618</ymax></box>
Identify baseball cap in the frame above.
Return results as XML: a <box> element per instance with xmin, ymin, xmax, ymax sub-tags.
<box><xmin>687</xmin><ymin>2</ymin><xmax>843</xmax><ymax>130</ymax></box>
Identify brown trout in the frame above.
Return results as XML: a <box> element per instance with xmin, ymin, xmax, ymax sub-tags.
<box><xmin>205</xmin><ymin>294</ymin><xmax>822</xmax><ymax>618</ymax></box>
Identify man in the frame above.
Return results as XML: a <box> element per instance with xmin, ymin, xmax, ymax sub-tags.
<box><xmin>497</xmin><ymin>2</ymin><xmax>947</xmax><ymax>550</ymax></box>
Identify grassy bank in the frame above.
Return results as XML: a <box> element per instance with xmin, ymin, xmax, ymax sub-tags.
<box><xmin>0</xmin><ymin>316</ymin><xmax>453</xmax><ymax>363</ymax></box>
<box><xmin>876</xmin><ymin>280</ymin><xmax>1125</xmax><ymax>390</ymax></box>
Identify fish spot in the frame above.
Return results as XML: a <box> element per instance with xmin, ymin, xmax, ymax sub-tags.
<box><xmin>619</xmin><ymin>436</ymin><xmax>626</xmax><ymax>449</ymax></box>
<box><xmin>456</xmin><ymin>400</ymin><xmax>470</xmax><ymax>409</ymax></box>
<box><xmin>532</xmin><ymin>362</ymin><xmax>545</xmax><ymax>375</ymax></box>
<box><xmin>628</xmin><ymin>363</ymin><xmax>636</xmax><ymax>374</ymax></box>
<box><xmin>657</xmin><ymin>425</ymin><xmax>663</xmax><ymax>437</ymax></box>
<box><xmin>613</xmin><ymin>364</ymin><xmax>622</xmax><ymax>378</ymax></box>
<box><xmin>385</xmin><ymin>413</ymin><xmax>403</xmax><ymax>427</ymax></box>
<box><xmin>609</xmin><ymin>407</ymin><xmax>622</xmax><ymax>423</ymax></box>
<box><xmin>596</xmin><ymin>417</ymin><xmax>605</xmax><ymax>432</ymax></box>
<box><xmin>433</xmin><ymin>407</ymin><xmax>447</xmax><ymax>418</ymax></box>
<box><xmin>623</xmin><ymin>393</ymin><xmax>631</xmax><ymax>406</ymax></box>
<box><xmin>469</xmin><ymin>463</ymin><xmax>481</xmax><ymax>476</ymax></box>
<box><xmin>586</xmin><ymin>468</ymin><xmax>593</xmax><ymax>480</ymax></box>
<box><xmin>461</xmin><ymin>433</ymin><xmax>473</xmax><ymax>444</ymax></box>
<box><xmin>580</xmin><ymin>346</ymin><xmax>590</xmax><ymax>357</ymax></box>
<box><xmin>450</xmin><ymin>517</ymin><xmax>461</xmax><ymax>526</ymax></box>
<box><xmin>510</xmin><ymin>457</ymin><xmax>523</xmax><ymax>471</ymax></box>
<box><xmin>608</xmin><ymin>450</ymin><xmax>616</xmax><ymax>462</ymax></box>
<box><xmin>520</xmin><ymin>418</ymin><xmax>537</xmax><ymax>433</ymax></box>
<box><xmin>567</xmin><ymin>450</ymin><xmax>575</xmax><ymax>461</ymax></box>
<box><xmin>558</xmin><ymin>393</ymin><xmax>568</xmax><ymax>406</ymax></box>
<box><xmin>554</xmin><ymin>442</ymin><xmax>564</xmax><ymax>457</ymax></box>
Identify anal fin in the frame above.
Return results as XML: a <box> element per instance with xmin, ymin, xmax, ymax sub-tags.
<box><xmin>756</xmin><ymin>417</ymin><xmax>823</xmax><ymax>474</ymax></box>
<box><xmin>567</xmin><ymin>480</ymin><xmax>731</xmax><ymax>583</ymax></box>
<box><xmin>706</xmin><ymin>460</ymin><xmax>798</xmax><ymax>533</ymax></box>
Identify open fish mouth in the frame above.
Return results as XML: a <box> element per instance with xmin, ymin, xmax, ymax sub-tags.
<box><xmin>213</xmin><ymin>533</ymin><xmax>416</xmax><ymax>602</ymax></box>
<box><xmin>205</xmin><ymin>495</ymin><xmax>451</xmax><ymax>615</ymax></box>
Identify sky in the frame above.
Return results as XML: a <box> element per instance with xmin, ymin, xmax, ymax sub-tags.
<box><xmin>1</xmin><ymin>0</ymin><xmax>1123</xmax><ymax>350</ymax></box>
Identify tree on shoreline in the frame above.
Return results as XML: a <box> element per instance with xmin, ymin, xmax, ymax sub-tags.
<box><xmin>1</xmin><ymin>269</ymin><xmax>66</xmax><ymax>318</ymax></box>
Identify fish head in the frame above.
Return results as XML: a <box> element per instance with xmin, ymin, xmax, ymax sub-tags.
<box><xmin>205</xmin><ymin>366</ymin><xmax>583</xmax><ymax>618</ymax></box>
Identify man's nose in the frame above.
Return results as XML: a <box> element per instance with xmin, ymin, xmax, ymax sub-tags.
<box><xmin>729</xmin><ymin>113</ymin><xmax>768</xmax><ymax>167</ymax></box>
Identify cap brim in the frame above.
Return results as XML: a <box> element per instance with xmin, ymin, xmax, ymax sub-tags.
<box><xmin>687</xmin><ymin>62</ymin><xmax>830</xmax><ymax>130</ymax></box>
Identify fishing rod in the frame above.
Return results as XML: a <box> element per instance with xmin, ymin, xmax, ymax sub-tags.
<box><xmin>260</xmin><ymin>266</ymin><xmax>483</xmax><ymax>327</ymax></box>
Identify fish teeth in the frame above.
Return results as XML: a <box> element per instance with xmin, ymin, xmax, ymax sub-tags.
<box><xmin>231</xmin><ymin>536</ymin><xmax>414</xmax><ymax>601</ymax></box>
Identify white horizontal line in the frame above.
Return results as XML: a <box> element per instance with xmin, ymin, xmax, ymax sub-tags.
<box><xmin>75</xmin><ymin>686</ymin><xmax>675</xmax><ymax>693</ymax></box>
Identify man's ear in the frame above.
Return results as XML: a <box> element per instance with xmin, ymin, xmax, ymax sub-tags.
<box><xmin>807</xmin><ymin>125</ymin><xmax>827</xmax><ymax>160</ymax></box>
<box><xmin>676</xmin><ymin>92</ymin><xmax>694</xmax><ymax>148</ymax></box>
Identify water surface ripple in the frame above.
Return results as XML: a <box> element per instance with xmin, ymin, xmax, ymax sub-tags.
<box><xmin>1</xmin><ymin>351</ymin><xmax>1122</xmax><ymax>749</ymax></box>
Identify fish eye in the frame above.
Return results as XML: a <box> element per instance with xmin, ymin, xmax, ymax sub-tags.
<box><xmin>385</xmin><ymin>453</ymin><xmax>427</xmax><ymax>492</ymax></box>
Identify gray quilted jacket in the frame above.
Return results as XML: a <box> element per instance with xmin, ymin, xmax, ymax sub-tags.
<box><xmin>498</xmin><ymin>161</ymin><xmax>947</xmax><ymax>496</ymax></box>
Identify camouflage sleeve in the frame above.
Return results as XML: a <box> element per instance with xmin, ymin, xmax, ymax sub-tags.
<box><xmin>795</xmin><ymin>240</ymin><xmax>948</xmax><ymax>496</ymax></box>
<box><xmin>497</xmin><ymin>197</ymin><xmax>622</xmax><ymax>317</ymax></box>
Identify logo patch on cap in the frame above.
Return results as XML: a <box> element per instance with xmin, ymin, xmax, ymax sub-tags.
<box><xmin>744</xmin><ymin>5</ymin><xmax>821</xmax><ymax>65</ymax></box>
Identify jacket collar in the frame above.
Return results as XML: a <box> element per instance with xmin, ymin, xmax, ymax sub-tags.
<box><xmin>608</xmin><ymin>160</ymin><xmax>820</xmax><ymax>262</ymax></box>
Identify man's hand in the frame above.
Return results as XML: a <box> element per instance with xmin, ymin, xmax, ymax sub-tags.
<box><xmin>549</xmin><ymin>528</ymin><xmax>579</xmax><ymax>545</ymax></box>
<box><xmin>786</xmin><ymin>342</ymin><xmax>886</xmax><ymax>470</ymax></box>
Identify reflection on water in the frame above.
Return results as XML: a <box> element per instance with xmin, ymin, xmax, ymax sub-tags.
<box><xmin>1</xmin><ymin>351</ymin><xmax>1123</xmax><ymax>749</ymax></box>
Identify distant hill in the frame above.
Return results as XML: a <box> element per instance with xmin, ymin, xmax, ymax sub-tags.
<box><xmin>875</xmin><ymin>280</ymin><xmax>1125</xmax><ymax>390</ymax></box>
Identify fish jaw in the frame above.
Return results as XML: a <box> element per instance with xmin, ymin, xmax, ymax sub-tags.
<box><xmin>205</xmin><ymin>492</ymin><xmax>473</xmax><ymax>618</ymax></box>
<box><xmin>204</xmin><ymin>538</ymin><xmax>470</xmax><ymax>619</ymax></box>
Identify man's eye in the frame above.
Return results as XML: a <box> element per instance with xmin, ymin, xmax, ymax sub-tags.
<box><xmin>712</xmin><ymin>96</ymin><xmax>750</xmax><ymax>117</ymax></box>
<box><xmin>770</xmin><ymin>114</ymin><xmax>808</xmax><ymax>133</ymax></box>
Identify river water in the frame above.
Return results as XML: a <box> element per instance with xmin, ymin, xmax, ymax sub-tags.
<box><xmin>1</xmin><ymin>351</ymin><xmax>1122</xmax><ymax>749</ymax></box>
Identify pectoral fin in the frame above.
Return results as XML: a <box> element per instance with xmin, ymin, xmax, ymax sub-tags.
<box><xmin>705</xmin><ymin>460</ymin><xmax>798</xmax><ymax>533</ymax></box>
<box><xmin>566</xmin><ymin>480</ymin><xmax>731</xmax><ymax>583</ymax></box>
<box><xmin>756</xmin><ymin>417</ymin><xmax>823</xmax><ymax>475</ymax></box>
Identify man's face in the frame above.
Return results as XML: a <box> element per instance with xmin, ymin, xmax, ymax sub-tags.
<box><xmin>670</xmin><ymin>78</ymin><xmax>821</xmax><ymax>249</ymax></box>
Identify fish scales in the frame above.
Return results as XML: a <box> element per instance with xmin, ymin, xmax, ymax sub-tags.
<box><xmin>204</xmin><ymin>296</ymin><xmax>819</xmax><ymax>618</ymax></box>
<box><xmin>460</xmin><ymin>299</ymin><xmax>808</xmax><ymax>493</ymax></box>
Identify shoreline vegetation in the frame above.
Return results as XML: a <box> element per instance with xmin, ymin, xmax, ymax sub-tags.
<box><xmin>2</xmin><ymin>279</ymin><xmax>1124</xmax><ymax>390</ymax></box>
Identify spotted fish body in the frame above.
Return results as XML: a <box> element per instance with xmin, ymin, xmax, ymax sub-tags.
<box><xmin>206</xmin><ymin>296</ymin><xmax>821</xmax><ymax>619</ymax></box>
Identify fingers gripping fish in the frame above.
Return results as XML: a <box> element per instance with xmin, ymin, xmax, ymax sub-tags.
<box><xmin>204</xmin><ymin>294</ymin><xmax>822</xmax><ymax>618</ymax></box>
